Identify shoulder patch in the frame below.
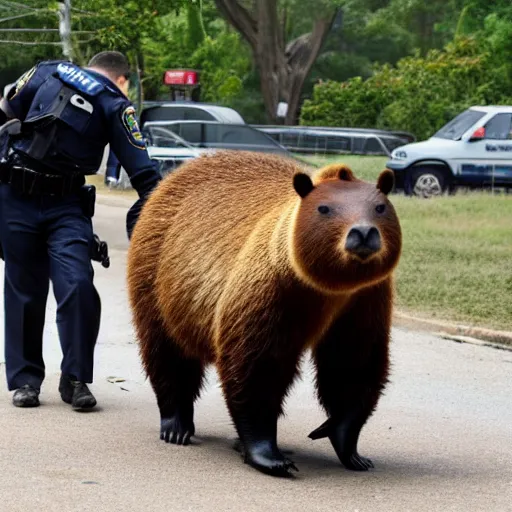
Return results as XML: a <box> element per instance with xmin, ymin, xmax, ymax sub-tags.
<box><xmin>121</xmin><ymin>106</ymin><xmax>146</xmax><ymax>149</ymax></box>
<box><xmin>56</xmin><ymin>62</ymin><xmax>104</xmax><ymax>96</ymax></box>
<box><xmin>9</xmin><ymin>66</ymin><xmax>37</xmax><ymax>99</ymax></box>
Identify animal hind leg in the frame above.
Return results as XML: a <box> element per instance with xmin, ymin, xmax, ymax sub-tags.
<box><xmin>309</xmin><ymin>281</ymin><xmax>392</xmax><ymax>471</ymax></box>
<box><xmin>138</xmin><ymin>321</ymin><xmax>205</xmax><ymax>446</ymax></box>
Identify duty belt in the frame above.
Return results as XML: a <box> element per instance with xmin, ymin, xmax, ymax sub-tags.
<box><xmin>0</xmin><ymin>163</ymin><xmax>84</xmax><ymax>196</ymax></box>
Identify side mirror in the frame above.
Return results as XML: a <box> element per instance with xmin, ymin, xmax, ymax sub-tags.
<box><xmin>469</xmin><ymin>127</ymin><xmax>485</xmax><ymax>142</ymax></box>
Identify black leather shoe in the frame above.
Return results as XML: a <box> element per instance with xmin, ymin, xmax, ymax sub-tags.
<box><xmin>59</xmin><ymin>374</ymin><xmax>97</xmax><ymax>410</ymax></box>
<box><xmin>12</xmin><ymin>384</ymin><xmax>40</xmax><ymax>408</ymax></box>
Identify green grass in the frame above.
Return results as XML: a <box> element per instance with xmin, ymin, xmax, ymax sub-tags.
<box><xmin>392</xmin><ymin>194</ymin><xmax>512</xmax><ymax>331</ymax></box>
<box><xmin>300</xmin><ymin>154</ymin><xmax>512</xmax><ymax>331</ymax></box>
<box><xmin>296</xmin><ymin>153</ymin><xmax>389</xmax><ymax>182</ymax></box>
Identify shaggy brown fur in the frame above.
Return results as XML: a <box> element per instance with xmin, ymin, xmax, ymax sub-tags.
<box><xmin>127</xmin><ymin>150</ymin><xmax>402</xmax><ymax>477</ymax></box>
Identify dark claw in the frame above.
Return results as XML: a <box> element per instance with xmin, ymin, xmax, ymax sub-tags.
<box><xmin>342</xmin><ymin>453</ymin><xmax>374</xmax><ymax>471</ymax></box>
<box><xmin>245</xmin><ymin>456</ymin><xmax>299</xmax><ymax>478</ymax></box>
<box><xmin>240</xmin><ymin>440</ymin><xmax>299</xmax><ymax>478</ymax></box>
<box><xmin>160</xmin><ymin>415</ymin><xmax>195</xmax><ymax>446</ymax></box>
<box><xmin>309</xmin><ymin>417</ymin><xmax>374</xmax><ymax>471</ymax></box>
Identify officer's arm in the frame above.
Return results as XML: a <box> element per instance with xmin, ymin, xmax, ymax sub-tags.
<box><xmin>106</xmin><ymin>100</ymin><xmax>161</xmax><ymax>199</ymax></box>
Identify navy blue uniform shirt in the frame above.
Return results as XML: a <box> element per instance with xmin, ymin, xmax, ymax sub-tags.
<box><xmin>4</xmin><ymin>60</ymin><xmax>160</xmax><ymax>196</ymax></box>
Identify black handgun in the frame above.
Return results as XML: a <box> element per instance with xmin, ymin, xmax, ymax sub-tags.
<box><xmin>80</xmin><ymin>184</ymin><xmax>110</xmax><ymax>268</ymax></box>
<box><xmin>92</xmin><ymin>234</ymin><xmax>110</xmax><ymax>269</ymax></box>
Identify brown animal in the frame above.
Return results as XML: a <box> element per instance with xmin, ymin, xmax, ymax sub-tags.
<box><xmin>126</xmin><ymin>150</ymin><xmax>402</xmax><ymax>477</ymax></box>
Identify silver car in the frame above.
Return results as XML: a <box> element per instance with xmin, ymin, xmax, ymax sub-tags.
<box><xmin>386</xmin><ymin>106</ymin><xmax>512</xmax><ymax>197</ymax></box>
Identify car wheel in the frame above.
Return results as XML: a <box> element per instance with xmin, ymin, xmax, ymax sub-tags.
<box><xmin>410</xmin><ymin>167</ymin><xmax>447</xmax><ymax>198</ymax></box>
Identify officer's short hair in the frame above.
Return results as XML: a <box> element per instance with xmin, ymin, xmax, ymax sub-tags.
<box><xmin>87</xmin><ymin>51</ymin><xmax>131</xmax><ymax>80</ymax></box>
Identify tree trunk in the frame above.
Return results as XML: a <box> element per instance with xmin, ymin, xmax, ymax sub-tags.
<box><xmin>284</xmin><ymin>16</ymin><xmax>335</xmax><ymax>124</ymax></box>
<box><xmin>255</xmin><ymin>0</ymin><xmax>285</xmax><ymax>123</ymax></box>
<box><xmin>214</xmin><ymin>0</ymin><xmax>336</xmax><ymax>125</ymax></box>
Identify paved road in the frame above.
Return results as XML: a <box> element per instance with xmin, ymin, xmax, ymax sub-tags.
<box><xmin>0</xmin><ymin>202</ymin><xmax>511</xmax><ymax>512</ymax></box>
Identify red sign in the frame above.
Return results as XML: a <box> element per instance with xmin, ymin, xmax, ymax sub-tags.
<box><xmin>163</xmin><ymin>70</ymin><xmax>199</xmax><ymax>86</ymax></box>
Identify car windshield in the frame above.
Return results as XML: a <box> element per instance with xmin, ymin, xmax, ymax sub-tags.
<box><xmin>143</xmin><ymin>126</ymin><xmax>191</xmax><ymax>149</ymax></box>
<box><xmin>433</xmin><ymin>109</ymin><xmax>486</xmax><ymax>140</ymax></box>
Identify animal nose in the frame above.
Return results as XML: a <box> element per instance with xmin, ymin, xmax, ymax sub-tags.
<box><xmin>345</xmin><ymin>225</ymin><xmax>381</xmax><ymax>259</ymax></box>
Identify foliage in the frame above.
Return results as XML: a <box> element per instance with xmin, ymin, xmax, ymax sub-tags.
<box><xmin>140</xmin><ymin>4</ymin><xmax>256</xmax><ymax>117</ymax></box>
<box><xmin>0</xmin><ymin>0</ymin><xmax>63</xmax><ymax>86</ymax></box>
<box><xmin>300</xmin><ymin>35</ymin><xmax>512</xmax><ymax>140</ymax></box>
<box><xmin>0</xmin><ymin>0</ymin><xmax>511</xmax><ymax>127</ymax></box>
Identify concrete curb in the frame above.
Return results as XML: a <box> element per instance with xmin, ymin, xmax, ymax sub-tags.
<box><xmin>393</xmin><ymin>311</ymin><xmax>512</xmax><ymax>348</ymax></box>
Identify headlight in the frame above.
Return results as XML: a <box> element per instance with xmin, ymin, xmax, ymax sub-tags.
<box><xmin>392</xmin><ymin>150</ymin><xmax>407</xmax><ymax>159</ymax></box>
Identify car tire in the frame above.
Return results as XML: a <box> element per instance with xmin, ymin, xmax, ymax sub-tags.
<box><xmin>408</xmin><ymin>167</ymin><xmax>448</xmax><ymax>198</ymax></box>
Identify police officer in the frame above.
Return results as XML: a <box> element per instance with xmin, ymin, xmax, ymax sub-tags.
<box><xmin>0</xmin><ymin>51</ymin><xmax>161</xmax><ymax>410</ymax></box>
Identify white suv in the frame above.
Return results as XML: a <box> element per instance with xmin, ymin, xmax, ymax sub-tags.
<box><xmin>386</xmin><ymin>106</ymin><xmax>512</xmax><ymax>197</ymax></box>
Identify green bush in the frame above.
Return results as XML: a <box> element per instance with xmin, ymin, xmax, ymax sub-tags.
<box><xmin>300</xmin><ymin>35</ymin><xmax>512</xmax><ymax>140</ymax></box>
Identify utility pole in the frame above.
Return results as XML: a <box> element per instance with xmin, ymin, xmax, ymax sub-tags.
<box><xmin>58</xmin><ymin>0</ymin><xmax>72</xmax><ymax>61</ymax></box>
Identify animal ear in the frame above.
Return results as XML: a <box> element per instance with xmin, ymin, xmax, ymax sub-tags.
<box><xmin>312</xmin><ymin>163</ymin><xmax>355</xmax><ymax>184</ymax></box>
<box><xmin>337</xmin><ymin>166</ymin><xmax>354</xmax><ymax>182</ymax></box>
<box><xmin>293</xmin><ymin>172</ymin><xmax>315</xmax><ymax>198</ymax></box>
<box><xmin>377</xmin><ymin>169</ymin><xmax>394</xmax><ymax>195</ymax></box>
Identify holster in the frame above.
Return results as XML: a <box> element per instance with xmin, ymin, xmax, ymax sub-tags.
<box><xmin>80</xmin><ymin>184</ymin><xmax>110</xmax><ymax>269</ymax></box>
<box><xmin>0</xmin><ymin>119</ymin><xmax>21</xmax><ymax>172</ymax></box>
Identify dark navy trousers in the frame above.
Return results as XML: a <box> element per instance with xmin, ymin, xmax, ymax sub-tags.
<box><xmin>0</xmin><ymin>183</ymin><xmax>101</xmax><ymax>391</ymax></box>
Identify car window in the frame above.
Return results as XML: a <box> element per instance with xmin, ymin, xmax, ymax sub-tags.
<box><xmin>484</xmin><ymin>113</ymin><xmax>512</xmax><ymax>140</ymax></box>
<box><xmin>202</xmin><ymin>124</ymin><xmax>280</xmax><ymax>147</ymax></box>
<box><xmin>141</xmin><ymin>106</ymin><xmax>215</xmax><ymax>124</ymax></box>
<box><xmin>178</xmin><ymin>123</ymin><xmax>203</xmax><ymax>144</ymax></box>
<box><xmin>434</xmin><ymin>109</ymin><xmax>486</xmax><ymax>140</ymax></box>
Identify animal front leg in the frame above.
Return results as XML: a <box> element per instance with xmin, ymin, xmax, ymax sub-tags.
<box><xmin>310</xmin><ymin>280</ymin><xmax>392</xmax><ymax>471</ymax></box>
<box><xmin>308</xmin><ymin>411</ymin><xmax>374</xmax><ymax>471</ymax></box>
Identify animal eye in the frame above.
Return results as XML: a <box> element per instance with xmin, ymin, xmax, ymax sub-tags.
<box><xmin>318</xmin><ymin>205</ymin><xmax>330</xmax><ymax>214</ymax></box>
<box><xmin>375</xmin><ymin>204</ymin><xmax>386</xmax><ymax>214</ymax></box>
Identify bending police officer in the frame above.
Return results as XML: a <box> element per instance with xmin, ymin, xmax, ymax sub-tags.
<box><xmin>0</xmin><ymin>51</ymin><xmax>161</xmax><ymax>410</ymax></box>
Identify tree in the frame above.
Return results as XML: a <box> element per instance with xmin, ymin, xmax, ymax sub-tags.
<box><xmin>213</xmin><ymin>0</ymin><xmax>340</xmax><ymax>124</ymax></box>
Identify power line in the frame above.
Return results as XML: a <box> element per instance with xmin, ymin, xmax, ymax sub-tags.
<box><xmin>0</xmin><ymin>37</ymin><xmax>95</xmax><ymax>45</ymax></box>
<box><xmin>0</xmin><ymin>11</ymin><xmax>51</xmax><ymax>23</ymax></box>
<box><xmin>0</xmin><ymin>1</ymin><xmax>38</xmax><ymax>11</ymax></box>
<box><xmin>0</xmin><ymin>28</ymin><xmax>92</xmax><ymax>33</ymax></box>
<box><xmin>0</xmin><ymin>39</ymin><xmax>63</xmax><ymax>45</ymax></box>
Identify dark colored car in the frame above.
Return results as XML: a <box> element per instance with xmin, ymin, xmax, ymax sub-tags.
<box><xmin>253</xmin><ymin>125</ymin><xmax>415</xmax><ymax>157</ymax></box>
<box><xmin>144</xmin><ymin>120</ymin><xmax>291</xmax><ymax>156</ymax></box>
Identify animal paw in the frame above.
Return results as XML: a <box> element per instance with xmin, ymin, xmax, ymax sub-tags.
<box><xmin>242</xmin><ymin>440</ymin><xmax>299</xmax><ymax>477</ymax></box>
<box><xmin>341</xmin><ymin>452</ymin><xmax>374</xmax><ymax>471</ymax></box>
<box><xmin>160</xmin><ymin>414</ymin><xmax>195</xmax><ymax>446</ymax></box>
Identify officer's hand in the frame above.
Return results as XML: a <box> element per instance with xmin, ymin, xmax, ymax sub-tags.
<box><xmin>126</xmin><ymin>197</ymin><xmax>144</xmax><ymax>240</ymax></box>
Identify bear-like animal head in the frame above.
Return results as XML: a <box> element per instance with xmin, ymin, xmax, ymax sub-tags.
<box><xmin>290</xmin><ymin>165</ymin><xmax>402</xmax><ymax>294</ymax></box>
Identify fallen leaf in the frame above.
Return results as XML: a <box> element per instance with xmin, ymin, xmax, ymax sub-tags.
<box><xmin>107</xmin><ymin>376</ymin><xmax>126</xmax><ymax>383</ymax></box>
